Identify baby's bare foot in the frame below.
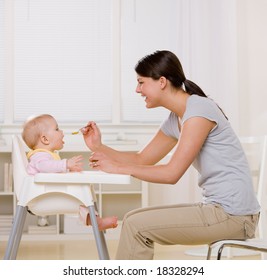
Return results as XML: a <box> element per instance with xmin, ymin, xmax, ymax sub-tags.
<box><xmin>79</xmin><ymin>206</ymin><xmax>118</xmax><ymax>230</ymax></box>
<box><xmin>97</xmin><ymin>216</ymin><xmax>118</xmax><ymax>231</ymax></box>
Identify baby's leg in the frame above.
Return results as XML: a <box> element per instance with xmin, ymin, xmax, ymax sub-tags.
<box><xmin>79</xmin><ymin>205</ymin><xmax>118</xmax><ymax>230</ymax></box>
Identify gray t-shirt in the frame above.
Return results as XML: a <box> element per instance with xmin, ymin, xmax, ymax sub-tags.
<box><xmin>160</xmin><ymin>95</ymin><xmax>260</xmax><ymax>215</ymax></box>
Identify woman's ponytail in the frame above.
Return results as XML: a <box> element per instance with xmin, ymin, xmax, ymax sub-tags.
<box><xmin>183</xmin><ymin>79</ymin><xmax>207</xmax><ymax>98</ymax></box>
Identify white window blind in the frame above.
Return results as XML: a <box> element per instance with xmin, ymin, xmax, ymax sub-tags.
<box><xmin>120</xmin><ymin>0</ymin><xmax>180</xmax><ymax>123</ymax></box>
<box><xmin>0</xmin><ymin>0</ymin><xmax>4</xmax><ymax>123</ymax></box>
<box><xmin>14</xmin><ymin>0</ymin><xmax>113</xmax><ymax>123</ymax></box>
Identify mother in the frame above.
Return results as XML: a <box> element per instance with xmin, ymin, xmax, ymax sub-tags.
<box><xmin>82</xmin><ymin>50</ymin><xmax>260</xmax><ymax>260</ymax></box>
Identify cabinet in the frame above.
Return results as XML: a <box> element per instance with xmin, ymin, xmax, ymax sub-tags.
<box><xmin>0</xmin><ymin>148</ymin><xmax>14</xmax><ymax>238</ymax></box>
<box><xmin>0</xmin><ymin>141</ymin><xmax>148</xmax><ymax>241</ymax></box>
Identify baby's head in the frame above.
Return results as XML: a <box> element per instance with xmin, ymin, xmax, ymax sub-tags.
<box><xmin>22</xmin><ymin>114</ymin><xmax>56</xmax><ymax>149</ymax></box>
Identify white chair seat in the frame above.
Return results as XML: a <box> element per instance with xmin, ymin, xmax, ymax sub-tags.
<box><xmin>207</xmin><ymin>238</ymin><xmax>267</xmax><ymax>260</ymax></box>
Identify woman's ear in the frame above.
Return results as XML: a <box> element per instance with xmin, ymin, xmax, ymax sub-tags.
<box><xmin>40</xmin><ymin>135</ymin><xmax>49</xmax><ymax>145</ymax></box>
<box><xmin>159</xmin><ymin>76</ymin><xmax>167</xmax><ymax>89</ymax></box>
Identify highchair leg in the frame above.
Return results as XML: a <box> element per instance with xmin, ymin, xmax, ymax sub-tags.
<box><xmin>89</xmin><ymin>184</ymin><xmax>110</xmax><ymax>260</ymax></box>
<box><xmin>4</xmin><ymin>205</ymin><xmax>28</xmax><ymax>260</ymax></box>
<box><xmin>88</xmin><ymin>205</ymin><xmax>110</xmax><ymax>260</ymax></box>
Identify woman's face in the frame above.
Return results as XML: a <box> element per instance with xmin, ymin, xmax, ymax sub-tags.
<box><xmin>136</xmin><ymin>75</ymin><xmax>162</xmax><ymax>108</ymax></box>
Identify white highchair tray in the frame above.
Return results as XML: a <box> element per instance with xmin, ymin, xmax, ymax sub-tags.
<box><xmin>34</xmin><ymin>170</ymin><xmax>132</xmax><ymax>184</ymax></box>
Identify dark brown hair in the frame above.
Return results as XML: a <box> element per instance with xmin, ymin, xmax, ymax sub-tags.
<box><xmin>135</xmin><ymin>50</ymin><xmax>228</xmax><ymax>119</ymax></box>
<box><xmin>135</xmin><ymin>50</ymin><xmax>207</xmax><ymax>97</ymax></box>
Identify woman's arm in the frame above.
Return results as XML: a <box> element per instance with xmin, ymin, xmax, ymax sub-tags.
<box><xmin>83</xmin><ymin>121</ymin><xmax>177</xmax><ymax>165</ymax></box>
<box><xmin>90</xmin><ymin>117</ymin><xmax>215</xmax><ymax>184</ymax></box>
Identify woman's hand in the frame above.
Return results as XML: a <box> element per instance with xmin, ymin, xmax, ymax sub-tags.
<box><xmin>82</xmin><ymin>121</ymin><xmax>102</xmax><ymax>152</ymax></box>
<box><xmin>89</xmin><ymin>152</ymin><xmax>121</xmax><ymax>174</ymax></box>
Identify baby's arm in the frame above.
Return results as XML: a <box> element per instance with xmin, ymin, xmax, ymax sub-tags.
<box><xmin>27</xmin><ymin>153</ymin><xmax>83</xmax><ymax>175</ymax></box>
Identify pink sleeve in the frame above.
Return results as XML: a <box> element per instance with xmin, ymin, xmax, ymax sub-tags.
<box><xmin>27</xmin><ymin>152</ymin><xmax>67</xmax><ymax>175</ymax></box>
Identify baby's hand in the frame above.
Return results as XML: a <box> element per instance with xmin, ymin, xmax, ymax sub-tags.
<box><xmin>67</xmin><ymin>155</ymin><xmax>83</xmax><ymax>172</ymax></box>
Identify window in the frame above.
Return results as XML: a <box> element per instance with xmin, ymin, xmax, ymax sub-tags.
<box><xmin>14</xmin><ymin>0</ymin><xmax>113</xmax><ymax>123</ymax></box>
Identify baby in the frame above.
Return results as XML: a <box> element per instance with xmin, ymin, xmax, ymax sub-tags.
<box><xmin>22</xmin><ymin>114</ymin><xmax>117</xmax><ymax>230</ymax></box>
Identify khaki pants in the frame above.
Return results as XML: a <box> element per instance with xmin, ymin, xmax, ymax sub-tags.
<box><xmin>115</xmin><ymin>203</ymin><xmax>259</xmax><ymax>260</ymax></box>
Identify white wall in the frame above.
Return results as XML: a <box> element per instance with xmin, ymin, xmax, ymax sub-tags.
<box><xmin>237</xmin><ymin>0</ymin><xmax>267</xmax><ymax>137</ymax></box>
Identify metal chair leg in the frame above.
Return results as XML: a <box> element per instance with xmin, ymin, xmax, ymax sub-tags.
<box><xmin>206</xmin><ymin>245</ymin><xmax>212</xmax><ymax>260</ymax></box>
<box><xmin>88</xmin><ymin>205</ymin><xmax>110</xmax><ymax>260</ymax></box>
<box><xmin>217</xmin><ymin>244</ymin><xmax>224</xmax><ymax>260</ymax></box>
<box><xmin>4</xmin><ymin>205</ymin><xmax>28</xmax><ymax>260</ymax></box>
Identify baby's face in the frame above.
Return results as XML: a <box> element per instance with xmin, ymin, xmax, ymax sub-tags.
<box><xmin>44</xmin><ymin>117</ymin><xmax>65</xmax><ymax>151</ymax></box>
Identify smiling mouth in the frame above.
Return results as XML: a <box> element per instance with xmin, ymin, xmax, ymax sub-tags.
<box><xmin>141</xmin><ymin>95</ymin><xmax>147</xmax><ymax>101</ymax></box>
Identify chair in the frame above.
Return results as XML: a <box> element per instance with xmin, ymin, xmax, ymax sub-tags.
<box><xmin>4</xmin><ymin>135</ymin><xmax>131</xmax><ymax>260</ymax></box>
<box><xmin>207</xmin><ymin>135</ymin><xmax>267</xmax><ymax>260</ymax></box>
